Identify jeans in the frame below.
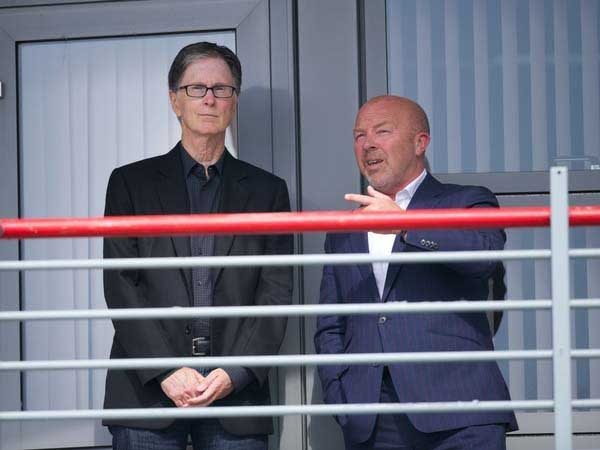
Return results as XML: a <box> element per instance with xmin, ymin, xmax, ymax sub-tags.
<box><xmin>109</xmin><ymin>419</ymin><xmax>267</xmax><ymax>450</ymax></box>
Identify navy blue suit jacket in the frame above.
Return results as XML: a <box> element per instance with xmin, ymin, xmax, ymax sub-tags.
<box><xmin>314</xmin><ymin>174</ymin><xmax>517</xmax><ymax>444</ymax></box>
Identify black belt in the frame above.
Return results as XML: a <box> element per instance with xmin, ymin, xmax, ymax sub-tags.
<box><xmin>192</xmin><ymin>337</ymin><xmax>210</xmax><ymax>356</ymax></box>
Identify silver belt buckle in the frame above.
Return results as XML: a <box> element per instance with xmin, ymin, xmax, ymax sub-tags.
<box><xmin>192</xmin><ymin>336</ymin><xmax>210</xmax><ymax>356</ymax></box>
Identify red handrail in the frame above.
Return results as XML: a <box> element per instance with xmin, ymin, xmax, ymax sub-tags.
<box><xmin>1</xmin><ymin>206</ymin><xmax>599</xmax><ymax>239</ymax></box>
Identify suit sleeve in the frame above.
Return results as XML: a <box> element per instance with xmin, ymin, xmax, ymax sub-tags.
<box><xmin>404</xmin><ymin>186</ymin><xmax>506</xmax><ymax>278</ymax></box>
<box><xmin>103</xmin><ymin>168</ymin><xmax>176</xmax><ymax>385</ymax></box>
<box><xmin>231</xmin><ymin>178</ymin><xmax>293</xmax><ymax>389</ymax></box>
<box><xmin>314</xmin><ymin>234</ymin><xmax>349</xmax><ymax>406</ymax></box>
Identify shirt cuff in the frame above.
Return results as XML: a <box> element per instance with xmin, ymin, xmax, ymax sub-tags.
<box><xmin>224</xmin><ymin>367</ymin><xmax>255</xmax><ymax>393</ymax></box>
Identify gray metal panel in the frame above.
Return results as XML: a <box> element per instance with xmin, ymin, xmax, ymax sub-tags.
<box><xmin>268</xmin><ymin>1</ymin><xmax>304</xmax><ymax>449</ymax></box>
<box><xmin>297</xmin><ymin>1</ymin><xmax>360</xmax><ymax>449</ymax></box>
<box><xmin>235</xmin><ymin>0</ymin><xmax>272</xmax><ymax>171</ymax></box>
<box><xmin>297</xmin><ymin>0</ymin><xmax>361</xmax><ymax>211</ymax></box>
<box><xmin>0</xmin><ymin>17</ymin><xmax>21</xmax><ymax>450</ymax></box>
<box><xmin>0</xmin><ymin>0</ymin><xmax>258</xmax><ymax>38</ymax></box>
<box><xmin>0</xmin><ymin>25</ymin><xmax>17</xmax><ymax>219</ymax></box>
<box><xmin>361</xmin><ymin>0</ymin><xmax>387</xmax><ymax>102</ymax></box>
<box><xmin>270</xmin><ymin>0</ymin><xmax>299</xmax><ymax>204</ymax></box>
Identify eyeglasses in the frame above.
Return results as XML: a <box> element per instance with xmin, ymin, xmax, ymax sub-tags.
<box><xmin>178</xmin><ymin>84</ymin><xmax>237</xmax><ymax>99</ymax></box>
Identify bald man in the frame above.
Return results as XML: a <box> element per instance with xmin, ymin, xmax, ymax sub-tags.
<box><xmin>314</xmin><ymin>96</ymin><xmax>517</xmax><ymax>450</ymax></box>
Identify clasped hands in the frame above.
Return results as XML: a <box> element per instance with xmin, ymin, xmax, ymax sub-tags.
<box><xmin>160</xmin><ymin>367</ymin><xmax>233</xmax><ymax>408</ymax></box>
<box><xmin>345</xmin><ymin>185</ymin><xmax>406</xmax><ymax>236</ymax></box>
<box><xmin>161</xmin><ymin>186</ymin><xmax>403</xmax><ymax>409</ymax></box>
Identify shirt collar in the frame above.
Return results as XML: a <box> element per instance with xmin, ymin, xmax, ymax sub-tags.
<box><xmin>179</xmin><ymin>142</ymin><xmax>225</xmax><ymax>178</ymax></box>
<box><xmin>394</xmin><ymin>169</ymin><xmax>427</xmax><ymax>205</ymax></box>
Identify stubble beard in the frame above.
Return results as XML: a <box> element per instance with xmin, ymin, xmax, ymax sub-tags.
<box><xmin>364</xmin><ymin>172</ymin><xmax>396</xmax><ymax>196</ymax></box>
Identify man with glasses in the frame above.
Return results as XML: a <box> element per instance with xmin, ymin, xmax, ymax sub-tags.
<box><xmin>102</xmin><ymin>42</ymin><xmax>292</xmax><ymax>450</ymax></box>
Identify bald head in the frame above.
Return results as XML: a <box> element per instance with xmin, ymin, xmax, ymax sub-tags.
<box><xmin>352</xmin><ymin>95</ymin><xmax>431</xmax><ymax>195</ymax></box>
<box><xmin>357</xmin><ymin>95</ymin><xmax>430</xmax><ymax>136</ymax></box>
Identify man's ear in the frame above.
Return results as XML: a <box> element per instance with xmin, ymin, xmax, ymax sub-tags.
<box><xmin>415</xmin><ymin>132</ymin><xmax>430</xmax><ymax>157</ymax></box>
<box><xmin>169</xmin><ymin>90</ymin><xmax>180</xmax><ymax>118</ymax></box>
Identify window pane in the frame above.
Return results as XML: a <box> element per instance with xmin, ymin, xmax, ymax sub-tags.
<box><xmin>386</xmin><ymin>0</ymin><xmax>600</xmax><ymax>175</ymax></box>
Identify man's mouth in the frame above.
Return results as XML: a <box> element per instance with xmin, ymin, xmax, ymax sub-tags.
<box><xmin>365</xmin><ymin>159</ymin><xmax>383</xmax><ymax>167</ymax></box>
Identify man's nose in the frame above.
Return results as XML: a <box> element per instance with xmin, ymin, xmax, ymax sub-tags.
<box><xmin>362</xmin><ymin>134</ymin><xmax>376</xmax><ymax>151</ymax></box>
<box><xmin>202</xmin><ymin>89</ymin><xmax>217</xmax><ymax>105</ymax></box>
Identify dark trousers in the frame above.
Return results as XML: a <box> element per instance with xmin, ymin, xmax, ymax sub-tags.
<box><xmin>109</xmin><ymin>419</ymin><xmax>267</xmax><ymax>450</ymax></box>
<box><xmin>346</xmin><ymin>369</ymin><xmax>507</xmax><ymax>450</ymax></box>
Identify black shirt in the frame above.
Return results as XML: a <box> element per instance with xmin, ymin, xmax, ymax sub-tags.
<box><xmin>180</xmin><ymin>145</ymin><xmax>224</xmax><ymax>338</ymax></box>
<box><xmin>179</xmin><ymin>145</ymin><xmax>253</xmax><ymax>392</ymax></box>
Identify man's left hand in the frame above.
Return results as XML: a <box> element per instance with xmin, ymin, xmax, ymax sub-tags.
<box><xmin>344</xmin><ymin>186</ymin><xmax>406</xmax><ymax>235</ymax></box>
<box><xmin>185</xmin><ymin>368</ymin><xmax>234</xmax><ymax>407</ymax></box>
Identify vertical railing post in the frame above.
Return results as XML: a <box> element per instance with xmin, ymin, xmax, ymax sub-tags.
<box><xmin>550</xmin><ymin>166</ymin><xmax>572</xmax><ymax>450</ymax></box>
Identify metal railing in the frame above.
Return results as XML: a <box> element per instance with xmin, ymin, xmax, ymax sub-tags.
<box><xmin>1</xmin><ymin>167</ymin><xmax>599</xmax><ymax>450</ymax></box>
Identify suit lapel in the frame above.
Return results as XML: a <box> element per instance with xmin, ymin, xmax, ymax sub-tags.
<box><xmin>213</xmin><ymin>152</ymin><xmax>250</xmax><ymax>284</ymax></box>
<box><xmin>404</xmin><ymin>173</ymin><xmax>444</xmax><ymax>210</ymax></box>
<box><xmin>349</xmin><ymin>231</ymin><xmax>373</xmax><ymax>282</ymax></box>
<box><xmin>381</xmin><ymin>235</ymin><xmax>406</xmax><ymax>302</ymax></box>
<box><xmin>349</xmin><ymin>232</ymin><xmax>381</xmax><ymax>300</ymax></box>
<box><xmin>155</xmin><ymin>144</ymin><xmax>193</xmax><ymax>295</ymax></box>
<box><xmin>381</xmin><ymin>173</ymin><xmax>444</xmax><ymax>302</ymax></box>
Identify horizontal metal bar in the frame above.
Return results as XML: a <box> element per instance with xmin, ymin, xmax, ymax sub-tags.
<box><xmin>0</xmin><ymin>350</ymin><xmax>554</xmax><ymax>372</ymax></box>
<box><xmin>571</xmin><ymin>299</ymin><xmax>600</xmax><ymax>309</ymax></box>
<box><xmin>3</xmin><ymin>205</ymin><xmax>600</xmax><ymax>240</ymax></box>
<box><xmin>0</xmin><ymin>400</ymin><xmax>557</xmax><ymax>421</ymax></box>
<box><xmin>571</xmin><ymin>349</ymin><xmax>600</xmax><ymax>359</ymax></box>
<box><xmin>1</xmin><ymin>247</ymin><xmax>596</xmax><ymax>273</ymax></box>
<box><xmin>0</xmin><ymin>207</ymin><xmax>557</xmax><ymax>239</ymax></box>
<box><xmin>0</xmin><ymin>249</ymin><xmax>552</xmax><ymax>272</ymax></box>
<box><xmin>5</xmin><ymin>398</ymin><xmax>600</xmax><ymax>422</ymax></box>
<box><xmin>3</xmin><ymin>349</ymin><xmax>597</xmax><ymax>372</ymax></box>
<box><xmin>8</xmin><ymin>298</ymin><xmax>598</xmax><ymax>323</ymax></box>
<box><xmin>572</xmin><ymin>399</ymin><xmax>600</xmax><ymax>408</ymax></box>
<box><xmin>0</xmin><ymin>300</ymin><xmax>552</xmax><ymax>322</ymax></box>
<box><xmin>570</xmin><ymin>248</ymin><xmax>600</xmax><ymax>258</ymax></box>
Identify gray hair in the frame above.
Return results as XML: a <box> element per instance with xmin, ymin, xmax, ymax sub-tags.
<box><xmin>168</xmin><ymin>42</ymin><xmax>242</xmax><ymax>92</ymax></box>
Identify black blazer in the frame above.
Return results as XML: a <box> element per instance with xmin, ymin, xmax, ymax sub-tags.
<box><xmin>102</xmin><ymin>144</ymin><xmax>293</xmax><ymax>435</ymax></box>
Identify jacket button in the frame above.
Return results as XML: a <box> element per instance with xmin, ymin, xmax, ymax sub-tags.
<box><xmin>420</xmin><ymin>239</ymin><xmax>426</xmax><ymax>246</ymax></box>
<box><xmin>378</xmin><ymin>316</ymin><xmax>387</xmax><ymax>324</ymax></box>
<box><xmin>185</xmin><ymin>325</ymin><xmax>191</xmax><ymax>335</ymax></box>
